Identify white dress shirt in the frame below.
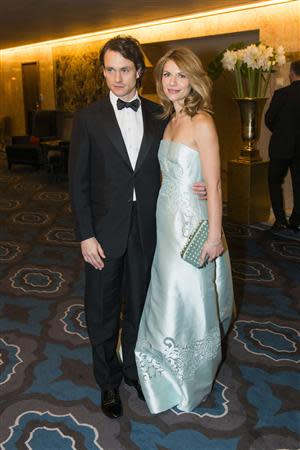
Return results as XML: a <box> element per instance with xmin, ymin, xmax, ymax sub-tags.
<box><xmin>110</xmin><ymin>91</ymin><xmax>144</xmax><ymax>201</ymax></box>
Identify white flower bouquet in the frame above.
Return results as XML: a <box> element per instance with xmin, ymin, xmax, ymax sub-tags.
<box><xmin>208</xmin><ymin>42</ymin><xmax>286</xmax><ymax>98</ymax></box>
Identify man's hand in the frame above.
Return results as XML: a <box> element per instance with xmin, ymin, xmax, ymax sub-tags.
<box><xmin>192</xmin><ymin>181</ymin><xmax>207</xmax><ymax>200</ymax></box>
<box><xmin>81</xmin><ymin>237</ymin><xmax>106</xmax><ymax>270</ymax></box>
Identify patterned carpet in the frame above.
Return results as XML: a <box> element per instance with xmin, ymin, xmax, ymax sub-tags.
<box><xmin>0</xmin><ymin>155</ymin><xmax>299</xmax><ymax>450</ymax></box>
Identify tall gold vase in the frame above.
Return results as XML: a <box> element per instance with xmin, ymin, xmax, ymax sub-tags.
<box><xmin>235</xmin><ymin>98</ymin><xmax>267</xmax><ymax>162</ymax></box>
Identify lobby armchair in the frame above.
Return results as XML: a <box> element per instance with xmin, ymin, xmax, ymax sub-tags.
<box><xmin>5</xmin><ymin>135</ymin><xmax>47</xmax><ymax>170</ymax></box>
<box><xmin>5</xmin><ymin>110</ymin><xmax>71</xmax><ymax>171</ymax></box>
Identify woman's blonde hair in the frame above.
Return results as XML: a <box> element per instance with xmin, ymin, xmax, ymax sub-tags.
<box><xmin>154</xmin><ymin>47</ymin><xmax>213</xmax><ymax>118</ymax></box>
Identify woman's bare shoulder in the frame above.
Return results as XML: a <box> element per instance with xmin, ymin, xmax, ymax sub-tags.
<box><xmin>192</xmin><ymin>112</ymin><xmax>216</xmax><ymax>138</ymax></box>
<box><xmin>192</xmin><ymin>111</ymin><xmax>214</xmax><ymax>126</ymax></box>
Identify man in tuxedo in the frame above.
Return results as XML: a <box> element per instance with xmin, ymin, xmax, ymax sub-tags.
<box><xmin>69</xmin><ymin>36</ymin><xmax>205</xmax><ymax>419</ymax></box>
<box><xmin>265</xmin><ymin>60</ymin><xmax>300</xmax><ymax>232</ymax></box>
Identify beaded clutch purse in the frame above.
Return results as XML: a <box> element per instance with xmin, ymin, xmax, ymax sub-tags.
<box><xmin>180</xmin><ymin>220</ymin><xmax>209</xmax><ymax>268</ymax></box>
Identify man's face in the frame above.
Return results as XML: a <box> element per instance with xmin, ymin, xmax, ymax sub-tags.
<box><xmin>103</xmin><ymin>49</ymin><xmax>140</xmax><ymax>101</ymax></box>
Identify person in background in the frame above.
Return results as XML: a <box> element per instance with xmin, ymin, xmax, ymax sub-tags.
<box><xmin>265</xmin><ymin>60</ymin><xmax>300</xmax><ymax>232</ymax></box>
<box><xmin>69</xmin><ymin>36</ymin><xmax>206</xmax><ymax>420</ymax></box>
<box><xmin>135</xmin><ymin>47</ymin><xmax>234</xmax><ymax>414</ymax></box>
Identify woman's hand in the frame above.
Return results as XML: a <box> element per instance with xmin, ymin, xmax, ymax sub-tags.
<box><xmin>200</xmin><ymin>239</ymin><xmax>224</xmax><ymax>266</ymax></box>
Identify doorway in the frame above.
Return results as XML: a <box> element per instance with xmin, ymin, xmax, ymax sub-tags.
<box><xmin>22</xmin><ymin>62</ymin><xmax>40</xmax><ymax>134</ymax></box>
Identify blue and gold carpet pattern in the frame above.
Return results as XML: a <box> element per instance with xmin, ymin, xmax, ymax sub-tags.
<box><xmin>0</xmin><ymin>159</ymin><xmax>299</xmax><ymax>450</ymax></box>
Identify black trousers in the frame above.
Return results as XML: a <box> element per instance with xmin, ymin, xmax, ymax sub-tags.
<box><xmin>84</xmin><ymin>203</ymin><xmax>152</xmax><ymax>390</ymax></box>
<box><xmin>268</xmin><ymin>156</ymin><xmax>300</xmax><ymax>224</ymax></box>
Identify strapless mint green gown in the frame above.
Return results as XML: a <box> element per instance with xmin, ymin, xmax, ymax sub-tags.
<box><xmin>135</xmin><ymin>140</ymin><xmax>234</xmax><ymax>414</ymax></box>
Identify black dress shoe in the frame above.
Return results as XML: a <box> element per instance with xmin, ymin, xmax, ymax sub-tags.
<box><xmin>270</xmin><ymin>221</ymin><xmax>288</xmax><ymax>232</ymax></box>
<box><xmin>101</xmin><ymin>389</ymin><xmax>123</xmax><ymax>419</ymax></box>
<box><xmin>124</xmin><ymin>377</ymin><xmax>145</xmax><ymax>401</ymax></box>
<box><xmin>289</xmin><ymin>222</ymin><xmax>300</xmax><ymax>233</ymax></box>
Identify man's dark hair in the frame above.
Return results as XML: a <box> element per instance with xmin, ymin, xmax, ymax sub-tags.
<box><xmin>290</xmin><ymin>60</ymin><xmax>300</xmax><ymax>77</ymax></box>
<box><xmin>99</xmin><ymin>35</ymin><xmax>146</xmax><ymax>87</ymax></box>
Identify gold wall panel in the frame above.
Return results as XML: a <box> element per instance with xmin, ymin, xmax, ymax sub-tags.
<box><xmin>0</xmin><ymin>1</ymin><xmax>299</xmax><ymax>212</ymax></box>
<box><xmin>1</xmin><ymin>1</ymin><xmax>299</xmax><ymax>135</ymax></box>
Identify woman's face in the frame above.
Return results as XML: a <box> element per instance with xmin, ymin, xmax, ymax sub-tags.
<box><xmin>161</xmin><ymin>59</ymin><xmax>191</xmax><ymax>105</ymax></box>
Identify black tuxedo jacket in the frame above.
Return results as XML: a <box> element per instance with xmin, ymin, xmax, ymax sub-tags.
<box><xmin>69</xmin><ymin>95</ymin><xmax>166</xmax><ymax>260</ymax></box>
<box><xmin>265</xmin><ymin>80</ymin><xmax>300</xmax><ymax>159</ymax></box>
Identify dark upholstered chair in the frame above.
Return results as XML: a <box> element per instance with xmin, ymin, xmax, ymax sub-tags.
<box><xmin>5</xmin><ymin>110</ymin><xmax>73</xmax><ymax>171</ymax></box>
<box><xmin>5</xmin><ymin>135</ymin><xmax>47</xmax><ymax>170</ymax></box>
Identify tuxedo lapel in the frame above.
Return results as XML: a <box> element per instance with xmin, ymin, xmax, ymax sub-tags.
<box><xmin>98</xmin><ymin>96</ymin><xmax>132</xmax><ymax>169</ymax></box>
<box><xmin>135</xmin><ymin>98</ymin><xmax>156</xmax><ymax>172</ymax></box>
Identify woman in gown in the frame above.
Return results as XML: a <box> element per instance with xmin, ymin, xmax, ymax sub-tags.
<box><xmin>135</xmin><ymin>47</ymin><xmax>234</xmax><ymax>414</ymax></box>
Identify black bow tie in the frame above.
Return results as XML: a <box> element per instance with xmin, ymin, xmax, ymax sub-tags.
<box><xmin>117</xmin><ymin>98</ymin><xmax>140</xmax><ymax>112</ymax></box>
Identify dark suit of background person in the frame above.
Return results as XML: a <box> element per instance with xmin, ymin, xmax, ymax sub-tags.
<box><xmin>69</xmin><ymin>36</ymin><xmax>166</xmax><ymax>419</ymax></box>
<box><xmin>265</xmin><ymin>60</ymin><xmax>300</xmax><ymax>232</ymax></box>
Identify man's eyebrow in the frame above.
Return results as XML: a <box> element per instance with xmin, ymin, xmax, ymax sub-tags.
<box><xmin>104</xmin><ymin>65</ymin><xmax>131</xmax><ymax>69</ymax></box>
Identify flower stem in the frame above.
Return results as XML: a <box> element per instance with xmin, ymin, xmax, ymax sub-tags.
<box><xmin>257</xmin><ymin>69</ymin><xmax>262</xmax><ymax>97</ymax></box>
<box><xmin>235</xmin><ymin>66</ymin><xmax>244</xmax><ymax>97</ymax></box>
<box><xmin>262</xmin><ymin>70</ymin><xmax>272</xmax><ymax>97</ymax></box>
<box><xmin>248</xmin><ymin>68</ymin><xmax>257</xmax><ymax>98</ymax></box>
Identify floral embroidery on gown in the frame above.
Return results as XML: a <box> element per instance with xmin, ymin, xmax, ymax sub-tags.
<box><xmin>135</xmin><ymin>140</ymin><xmax>234</xmax><ymax>414</ymax></box>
